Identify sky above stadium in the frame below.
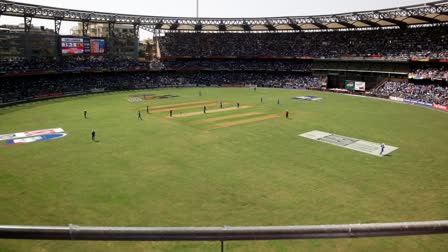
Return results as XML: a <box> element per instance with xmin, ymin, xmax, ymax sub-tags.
<box><xmin>0</xmin><ymin>0</ymin><xmax>434</xmax><ymax>39</ymax></box>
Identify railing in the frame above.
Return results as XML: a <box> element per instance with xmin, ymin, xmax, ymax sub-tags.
<box><xmin>1</xmin><ymin>221</ymin><xmax>447</xmax><ymax>251</ymax></box>
<box><xmin>1</xmin><ymin>221</ymin><xmax>447</xmax><ymax>240</ymax></box>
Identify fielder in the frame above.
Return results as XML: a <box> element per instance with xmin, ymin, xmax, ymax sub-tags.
<box><xmin>380</xmin><ymin>143</ymin><xmax>385</xmax><ymax>155</ymax></box>
<box><xmin>138</xmin><ymin>110</ymin><xmax>143</xmax><ymax>120</ymax></box>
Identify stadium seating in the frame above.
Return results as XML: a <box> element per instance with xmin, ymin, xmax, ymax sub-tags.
<box><xmin>0</xmin><ymin>56</ymin><xmax>145</xmax><ymax>74</ymax></box>
<box><xmin>0</xmin><ymin>72</ymin><xmax>320</xmax><ymax>103</ymax></box>
<box><xmin>1</xmin><ymin>26</ymin><xmax>447</xmax><ymax>107</ymax></box>
<box><xmin>159</xmin><ymin>27</ymin><xmax>448</xmax><ymax>59</ymax></box>
<box><xmin>371</xmin><ymin>81</ymin><xmax>448</xmax><ymax>105</ymax></box>
<box><xmin>409</xmin><ymin>66</ymin><xmax>448</xmax><ymax>81</ymax></box>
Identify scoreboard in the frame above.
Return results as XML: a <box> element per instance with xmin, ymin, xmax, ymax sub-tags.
<box><xmin>60</xmin><ymin>37</ymin><xmax>84</xmax><ymax>55</ymax></box>
<box><xmin>60</xmin><ymin>37</ymin><xmax>106</xmax><ymax>55</ymax></box>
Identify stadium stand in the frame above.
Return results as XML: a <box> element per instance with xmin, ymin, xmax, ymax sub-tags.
<box><xmin>160</xmin><ymin>59</ymin><xmax>312</xmax><ymax>71</ymax></box>
<box><xmin>159</xmin><ymin>27</ymin><xmax>448</xmax><ymax>59</ymax></box>
<box><xmin>0</xmin><ymin>1</ymin><xmax>447</xmax><ymax>110</ymax></box>
<box><xmin>371</xmin><ymin>81</ymin><xmax>448</xmax><ymax>105</ymax></box>
<box><xmin>409</xmin><ymin>66</ymin><xmax>448</xmax><ymax>81</ymax></box>
<box><xmin>0</xmin><ymin>57</ymin><xmax>145</xmax><ymax>74</ymax></box>
<box><xmin>0</xmin><ymin>72</ymin><xmax>321</xmax><ymax>103</ymax></box>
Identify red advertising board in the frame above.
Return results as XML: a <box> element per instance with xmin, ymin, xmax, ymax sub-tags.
<box><xmin>432</xmin><ymin>104</ymin><xmax>448</xmax><ymax>111</ymax></box>
<box><xmin>34</xmin><ymin>91</ymin><xmax>64</xmax><ymax>99</ymax></box>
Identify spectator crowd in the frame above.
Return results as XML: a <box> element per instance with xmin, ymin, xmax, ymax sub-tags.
<box><xmin>161</xmin><ymin>60</ymin><xmax>312</xmax><ymax>71</ymax></box>
<box><xmin>0</xmin><ymin>57</ymin><xmax>313</xmax><ymax>74</ymax></box>
<box><xmin>409</xmin><ymin>66</ymin><xmax>448</xmax><ymax>81</ymax></box>
<box><xmin>2</xmin><ymin>66</ymin><xmax>446</xmax><ymax>107</ymax></box>
<box><xmin>160</xmin><ymin>26</ymin><xmax>448</xmax><ymax>59</ymax></box>
<box><xmin>0</xmin><ymin>72</ymin><xmax>321</xmax><ymax>104</ymax></box>
<box><xmin>0</xmin><ymin>56</ymin><xmax>145</xmax><ymax>74</ymax></box>
<box><xmin>1</xmin><ymin>25</ymin><xmax>447</xmax><ymax>106</ymax></box>
<box><xmin>371</xmin><ymin>81</ymin><xmax>448</xmax><ymax>105</ymax></box>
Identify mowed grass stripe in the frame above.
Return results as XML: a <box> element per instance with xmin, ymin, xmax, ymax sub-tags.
<box><xmin>167</xmin><ymin>106</ymin><xmax>251</xmax><ymax>118</ymax></box>
<box><xmin>194</xmin><ymin>112</ymin><xmax>263</xmax><ymax>123</ymax></box>
<box><xmin>208</xmin><ymin>114</ymin><xmax>280</xmax><ymax>129</ymax></box>
<box><xmin>141</xmin><ymin>100</ymin><xmax>216</xmax><ymax>110</ymax></box>
<box><xmin>151</xmin><ymin>102</ymin><xmax>226</xmax><ymax>113</ymax></box>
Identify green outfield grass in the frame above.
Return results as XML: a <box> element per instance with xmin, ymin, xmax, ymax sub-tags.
<box><xmin>0</xmin><ymin>88</ymin><xmax>447</xmax><ymax>251</ymax></box>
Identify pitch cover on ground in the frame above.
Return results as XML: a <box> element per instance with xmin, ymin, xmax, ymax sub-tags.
<box><xmin>299</xmin><ymin>130</ymin><xmax>398</xmax><ymax>156</ymax></box>
<box><xmin>292</xmin><ymin>96</ymin><xmax>322</xmax><ymax>101</ymax></box>
<box><xmin>4</xmin><ymin>133</ymin><xmax>67</xmax><ymax>145</ymax></box>
<box><xmin>0</xmin><ymin>128</ymin><xmax>64</xmax><ymax>141</ymax></box>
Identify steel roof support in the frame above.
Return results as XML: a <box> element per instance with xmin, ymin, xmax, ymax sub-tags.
<box><xmin>195</xmin><ymin>22</ymin><xmax>202</xmax><ymax>31</ymax></box>
<box><xmin>82</xmin><ymin>20</ymin><xmax>89</xmax><ymax>36</ymax></box>
<box><xmin>170</xmin><ymin>22</ymin><xmax>179</xmax><ymax>30</ymax></box>
<box><xmin>24</xmin><ymin>16</ymin><xmax>32</xmax><ymax>32</ymax></box>
<box><xmin>54</xmin><ymin>18</ymin><xmax>61</xmax><ymax>34</ymax></box>
<box><xmin>133</xmin><ymin>23</ymin><xmax>140</xmax><ymax>39</ymax></box>
<box><xmin>108</xmin><ymin>22</ymin><xmax>115</xmax><ymax>37</ymax></box>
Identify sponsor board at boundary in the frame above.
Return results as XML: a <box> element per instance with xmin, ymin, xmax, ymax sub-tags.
<box><xmin>403</xmin><ymin>99</ymin><xmax>432</xmax><ymax>107</ymax></box>
<box><xmin>299</xmin><ymin>130</ymin><xmax>398</xmax><ymax>157</ymax></box>
<box><xmin>33</xmin><ymin>91</ymin><xmax>64</xmax><ymax>99</ymax></box>
<box><xmin>0</xmin><ymin>128</ymin><xmax>64</xmax><ymax>141</ymax></box>
<box><xmin>432</xmin><ymin>103</ymin><xmax>448</xmax><ymax>111</ymax></box>
<box><xmin>354</xmin><ymin>81</ymin><xmax>366</xmax><ymax>91</ymax></box>
<box><xmin>4</xmin><ymin>133</ymin><xmax>67</xmax><ymax>145</ymax></box>
<box><xmin>389</xmin><ymin>96</ymin><xmax>404</xmax><ymax>102</ymax></box>
<box><xmin>91</xmin><ymin>88</ymin><xmax>105</xmax><ymax>93</ymax></box>
<box><xmin>389</xmin><ymin>96</ymin><xmax>440</xmax><ymax>109</ymax></box>
<box><xmin>345</xmin><ymin>80</ymin><xmax>365</xmax><ymax>91</ymax></box>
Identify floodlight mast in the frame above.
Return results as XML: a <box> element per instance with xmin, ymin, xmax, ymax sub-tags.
<box><xmin>197</xmin><ymin>0</ymin><xmax>199</xmax><ymax>18</ymax></box>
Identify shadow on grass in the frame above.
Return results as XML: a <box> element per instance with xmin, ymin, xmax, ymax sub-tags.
<box><xmin>0</xmin><ymin>91</ymin><xmax>121</xmax><ymax>115</ymax></box>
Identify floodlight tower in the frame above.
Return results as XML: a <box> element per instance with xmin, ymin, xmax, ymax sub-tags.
<box><xmin>196</xmin><ymin>0</ymin><xmax>199</xmax><ymax>18</ymax></box>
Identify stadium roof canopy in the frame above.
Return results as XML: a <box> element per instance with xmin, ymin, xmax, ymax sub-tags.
<box><xmin>0</xmin><ymin>0</ymin><xmax>447</xmax><ymax>32</ymax></box>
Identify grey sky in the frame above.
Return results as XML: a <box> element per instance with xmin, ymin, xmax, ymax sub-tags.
<box><xmin>0</xmin><ymin>0</ymin><xmax>432</xmax><ymax>39</ymax></box>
